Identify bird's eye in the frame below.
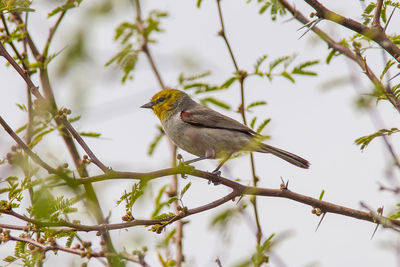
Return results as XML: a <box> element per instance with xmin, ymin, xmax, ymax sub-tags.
<box><xmin>156</xmin><ymin>97</ymin><xmax>166</xmax><ymax>104</ymax></box>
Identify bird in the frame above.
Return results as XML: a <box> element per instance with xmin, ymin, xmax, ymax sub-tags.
<box><xmin>141</xmin><ymin>89</ymin><xmax>310</xmax><ymax>174</ymax></box>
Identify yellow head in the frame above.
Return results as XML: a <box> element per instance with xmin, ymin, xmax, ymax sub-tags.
<box><xmin>140</xmin><ymin>89</ymin><xmax>185</xmax><ymax>121</ymax></box>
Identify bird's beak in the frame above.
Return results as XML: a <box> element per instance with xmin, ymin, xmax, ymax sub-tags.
<box><xmin>140</xmin><ymin>101</ymin><xmax>154</xmax><ymax>109</ymax></box>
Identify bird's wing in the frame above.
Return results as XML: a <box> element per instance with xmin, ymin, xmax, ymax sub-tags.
<box><xmin>180</xmin><ymin>105</ymin><xmax>257</xmax><ymax>135</ymax></box>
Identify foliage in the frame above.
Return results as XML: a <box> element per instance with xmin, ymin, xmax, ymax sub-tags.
<box><xmin>355</xmin><ymin>128</ymin><xmax>400</xmax><ymax>150</ymax></box>
<box><xmin>106</xmin><ymin>9</ymin><xmax>168</xmax><ymax>83</ymax></box>
<box><xmin>1</xmin><ymin>0</ymin><xmax>400</xmax><ymax>266</ymax></box>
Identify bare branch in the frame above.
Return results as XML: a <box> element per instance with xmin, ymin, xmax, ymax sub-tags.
<box><xmin>3</xmin><ymin>234</ymin><xmax>147</xmax><ymax>266</ymax></box>
<box><xmin>0</xmin><ymin>116</ymin><xmax>70</xmax><ymax>180</ymax></box>
<box><xmin>303</xmin><ymin>0</ymin><xmax>400</xmax><ymax>63</ymax></box>
<box><xmin>278</xmin><ymin>0</ymin><xmax>400</xmax><ymax>113</ymax></box>
<box><xmin>0</xmin><ymin>42</ymin><xmax>43</xmax><ymax>100</ymax></box>
<box><xmin>134</xmin><ymin>0</ymin><xmax>165</xmax><ymax>89</ymax></box>
<box><xmin>372</xmin><ymin>0</ymin><xmax>384</xmax><ymax>29</ymax></box>
<box><xmin>215</xmin><ymin>0</ymin><xmax>262</xmax><ymax>246</ymax></box>
<box><xmin>2</xmin><ymin>165</ymin><xmax>399</xmax><ymax>233</ymax></box>
<box><xmin>42</xmin><ymin>11</ymin><xmax>66</xmax><ymax>59</ymax></box>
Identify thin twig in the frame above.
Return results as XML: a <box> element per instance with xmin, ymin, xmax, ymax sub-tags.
<box><xmin>5</xmin><ymin>234</ymin><xmax>146</xmax><ymax>266</ymax></box>
<box><xmin>360</xmin><ymin>202</ymin><xmax>400</xmax><ymax>232</ymax></box>
<box><xmin>2</xmin><ymin>168</ymin><xmax>400</xmax><ymax>232</ymax></box>
<box><xmin>6</xmin><ymin>12</ymin><xmax>121</xmax><ymax>266</ymax></box>
<box><xmin>42</xmin><ymin>11</ymin><xmax>66</xmax><ymax>59</ymax></box>
<box><xmin>0</xmin><ymin>42</ymin><xmax>42</xmax><ymax>100</ymax></box>
<box><xmin>134</xmin><ymin>0</ymin><xmax>165</xmax><ymax>89</ymax></box>
<box><xmin>303</xmin><ymin>0</ymin><xmax>400</xmax><ymax>63</ymax></box>
<box><xmin>216</xmin><ymin>0</ymin><xmax>239</xmax><ymax>71</ymax></box>
<box><xmin>0</xmin><ymin>116</ymin><xmax>65</xmax><ymax>177</ymax></box>
<box><xmin>0</xmin><ymin>14</ymin><xmax>28</xmax><ymax>70</ymax></box>
<box><xmin>133</xmin><ymin>0</ymin><xmax>179</xmax><ymax>264</ymax></box>
<box><xmin>215</xmin><ymin>0</ymin><xmax>263</xmax><ymax>246</ymax></box>
<box><xmin>278</xmin><ymin>0</ymin><xmax>400</xmax><ymax>113</ymax></box>
<box><xmin>60</xmin><ymin>117</ymin><xmax>109</xmax><ymax>172</ymax></box>
<box><xmin>372</xmin><ymin>0</ymin><xmax>384</xmax><ymax>29</ymax></box>
<box><xmin>0</xmin><ymin>190</ymin><xmax>239</xmax><ymax>232</ymax></box>
<box><xmin>10</xmin><ymin>12</ymin><xmax>41</xmax><ymax>60</ymax></box>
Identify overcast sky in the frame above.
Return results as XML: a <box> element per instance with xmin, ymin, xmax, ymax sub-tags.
<box><xmin>1</xmin><ymin>0</ymin><xmax>400</xmax><ymax>266</ymax></box>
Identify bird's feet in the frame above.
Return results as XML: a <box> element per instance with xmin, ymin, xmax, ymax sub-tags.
<box><xmin>212</xmin><ymin>170</ymin><xmax>221</xmax><ymax>176</ymax></box>
<box><xmin>208</xmin><ymin>169</ymin><xmax>221</xmax><ymax>185</ymax></box>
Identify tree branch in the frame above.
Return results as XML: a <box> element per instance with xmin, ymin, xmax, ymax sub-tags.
<box><xmin>134</xmin><ymin>0</ymin><xmax>165</xmax><ymax>89</ymax></box>
<box><xmin>0</xmin><ymin>42</ymin><xmax>42</xmax><ymax>100</ymax></box>
<box><xmin>278</xmin><ymin>0</ymin><xmax>400</xmax><ymax>113</ymax></box>
<box><xmin>2</xmin><ymin>234</ymin><xmax>147</xmax><ymax>266</ymax></box>
<box><xmin>1</xmin><ymin>13</ymin><xmax>122</xmax><ymax>266</ymax></box>
<box><xmin>216</xmin><ymin>0</ymin><xmax>263</xmax><ymax>246</ymax></box>
<box><xmin>3</xmin><ymin>163</ymin><xmax>398</xmax><ymax>233</ymax></box>
<box><xmin>303</xmin><ymin>0</ymin><xmax>400</xmax><ymax>63</ymax></box>
<box><xmin>372</xmin><ymin>0</ymin><xmax>384</xmax><ymax>29</ymax></box>
<box><xmin>42</xmin><ymin>11</ymin><xmax>66</xmax><ymax>59</ymax></box>
<box><xmin>0</xmin><ymin>116</ymin><xmax>70</xmax><ymax>181</ymax></box>
<box><xmin>0</xmin><ymin>14</ymin><xmax>28</xmax><ymax>71</ymax></box>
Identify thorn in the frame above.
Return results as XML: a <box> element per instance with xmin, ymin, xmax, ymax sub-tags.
<box><xmin>371</xmin><ymin>223</ymin><xmax>380</xmax><ymax>239</ymax></box>
<box><xmin>371</xmin><ymin>206</ymin><xmax>382</xmax><ymax>239</ymax></box>
<box><xmin>388</xmin><ymin>72</ymin><xmax>400</xmax><ymax>82</ymax></box>
<box><xmin>384</xmin><ymin>6</ymin><xmax>397</xmax><ymax>32</ymax></box>
<box><xmin>215</xmin><ymin>257</ymin><xmax>223</xmax><ymax>267</ymax></box>
<box><xmin>297</xmin><ymin>18</ymin><xmax>319</xmax><ymax>31</ymax></box>
<box><xmin>280</xmin><ymin>176</ymin><xmax>289</xmax><ymax>190</ymax></box>
<box><xmin>236</xmin><ymin>195</ymin><xmax>244</xmax><ymax>205</ymax></box>
<box><xmin>315</xmin><ymin>212</ymin><xmax>326</xmax><ymax>232</ymax></box>
<box><xmin>298</xmin><ymin>18</ymin><xmax>322</xmax><ymax>40</ymax></box>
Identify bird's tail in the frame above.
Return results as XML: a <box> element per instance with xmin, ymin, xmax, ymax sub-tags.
<box><xmin>257</xmin><ymin>143</ymin><xmax>310</xmax><ymax>169</ymax></box>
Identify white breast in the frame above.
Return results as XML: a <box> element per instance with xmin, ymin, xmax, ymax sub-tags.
<box><xmin>161</xmin><ymin>112</ymin><xmax>252</xmax><ymax>159</ymax></box>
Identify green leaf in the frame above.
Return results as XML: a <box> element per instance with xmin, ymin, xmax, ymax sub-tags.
<box><xmin>381</xmin><ymin>1</ymin><xmax>387</xmax><ymax>23</ymax></box>
<box><xmin>180</xmin><ymin>182</ymin><xmax>191</xmax><ymax>198</ymax></box>
<box><xmin>48</xmin><ymin>0</ymin><xmax>82</xmax><ymax>17</ymax></box>
<box><xmin>319</xmin><ymin>189</ymin><xmax>325</xmax><ymax>200</ymax></box>
<box><xmin>117</xmin><ymin>182</ymin><xmax>145</xmax><ymax>211</ymax></box>
<box><xmin>355</xmin><ymin>128</ymin><xmax>400</xmax><ymax>150</ymax></box>
<box><xmin>15</xmin><ymin>123</ymin><xmax>27</xmax><ymax>134</ymax></box>
<box><xmin>200</xmin><ymin>97</ymin><xmax>231</xmax><ymax>110</ymax></box>
<box><xmin>253</xmin><ymin>55</ymin><xmax>268</xmax><ymax>75</ymax></box>
<box><xmin>250</xmin><ymin>117</ymin><xmax>257</xmax><ymax>129</ymax></box>
<box><xmin>363</xmin><ymin>2</ymin><xmax>376</xmax><ymax>15</ymax></box>
<box><xmin>219</xmin><ymin>77</ymin><xmax>237</xmax><ymax>89</ymax></box>
<box><xmin>269</xmin><ymin>56</ymin><xmax>290</xmax><ymax>72</ymax></box>
<box><xmin>380</xmin><ymin>60</ymin><xmax>395</xmax><ymax>80</ymax></box>
<box><xmin>167</xmin><ymin>196</ymin><xmax>179</xmax><ymax>205</ymax></box>
<box><xmin>246</xmin><ymin>101</ymin><xmax>267</xmax><ymax>112</ymax></box>
<box><xmin>256</xmin><ymin>118</ymin><xmax>271</xmax><ymax>133</ymax></box>
<box><xmin>196</xmin><ymin>0</ymin><xmax>202</xmax><ymax>8</ymax></box>
<box><xmin>280</xmin><ymin>71</ymin><xmax>295</xmax><ymax>83</ymax></box>
<box><xmin>389</xmin><ymin>204</ymin><xmax>400</xmax><ymax>219</ymax></box>
<box><xmin>292</xmin><ymin>60</ymin><xmax>319</xmax><ymax>76</ymax></box>
<box><xmin>0</xmin><ymin>0</ymin><xmax>34</xmax><ymax>12</ymax></box>
<box><xmin>30</xmin><ymin>128</ymin><xmax>55</xmax><ymax>148</ymax></box>
<box><xmin>65</xmin><ymin>232</ymin><xmax>76</xmax><ymax>248</ymax></box>
<box><xmin>3</xmin><ymin>256</ymin><xmax>17</xmax><ymax>263</ymax></box>
<box><xmin>105</xmin><ymin>44</ymin><xmax>138</xmax><ymax>83</ymax></box>
<box><xmin>152</xmin><ymin>212</ymin><xmax>174</xmax><ymax>220</ymax></box>
<box><xmin>178</xmin><ymin>71</ymin><xmax>211</xmax><ymax>84</ymax></box>
<box><xmin>68</xmin><ymin>115</ymin><xmax>81</xmax><ymax>123</ymax></box>
<box><xmin>16</xmin><ymin>103</ymin><xmax>27</xmax><ymax>112</ymax></box>
<box><xmin>79</xmin><ymin>132</ymin><xmax>101</xmax><ymax>138</ymax></box>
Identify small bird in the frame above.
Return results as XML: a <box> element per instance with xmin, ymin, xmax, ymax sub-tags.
<box><xmin>141</xmin><ymin>89</ymin><xmax>310</xmax><ymax>173</ymax></box>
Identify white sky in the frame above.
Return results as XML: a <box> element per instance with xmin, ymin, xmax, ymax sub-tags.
<box><xmin>1</xmin><ymin>0</ymin><xmax>400</xmax><ymax>266</ymax></box>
